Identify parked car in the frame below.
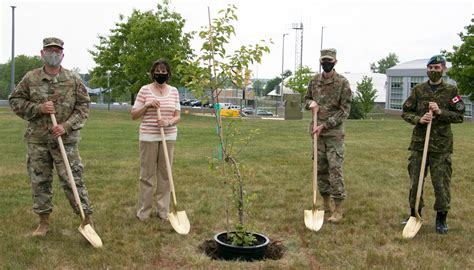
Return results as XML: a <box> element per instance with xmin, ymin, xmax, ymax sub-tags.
<box><xmin>257</xmin><ymin>110</ymin><xmax>273</xmax><ymax>116</ymax></box>
<box><xmin>180</xmin><ymin>99</ymin><xmax>192</xmax><ymax>106</ymax></box>
<box><xmin>242</xmin><ymin>107</ymin><xmax>255</xmax><ymax>115</ymax></box>
<box><xmin>190</xmin><ymin>100</ymin><xmax>202</xmax><ymax>107</ymax></box>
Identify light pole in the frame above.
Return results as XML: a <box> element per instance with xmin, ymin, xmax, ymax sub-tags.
<box><xmin>10</xmin><ymin>6</ymin><xmax>16</xmax><ymax>93</ymax></box>
<box><xmin>280</xmin><ymin>33</ymin><xmax>289</xmax><ymax>116</ymax></box>
<box><xmin>106</xmin><ymin>70</ymin><xmax>111</xmax><ymax>111</ymax></box>
<box><xmin>319</xmin><ymin>26</ymin><xmax>326</xmax><ymax>73</ymax></box>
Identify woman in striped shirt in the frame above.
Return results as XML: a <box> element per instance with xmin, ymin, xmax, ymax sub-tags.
<box><xmin>131</xmin><ymin>59</ymin><xmax>181</xmax><ymax>221</ymax></box>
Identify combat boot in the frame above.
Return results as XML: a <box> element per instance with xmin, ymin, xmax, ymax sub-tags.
<box><xmin>401</xmin><ymin>208</ymin><xmax>422</xmax><ymax>225</ymax></box>
<box><xmin>328</xmin><ymin>200</ymin><xmax>344</xmax><ymax>223</ymax></box>
<box><xmin>32</xmin><ymin>213</ymin><xmax>49</xmax><ymax>237</ymax></box>
<box><xmin>320</xmin><ymin>196</ymin><xmax>333</xmax><ymax>213</ymax></box>
<box><xmin>81</xmin><ymin>214</ymin><xmax>93</xmax><ymax>227</ymax></box>
<box><xmin>436</xmin><ymin>211</ymin><xmax>448</xmax><ymax>234</ymax></box>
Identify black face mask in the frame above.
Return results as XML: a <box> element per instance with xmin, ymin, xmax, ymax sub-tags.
<box><xmin>153</xmin><ymin>73</ymin><xmax>169</xmax><ymax>84</ymax></box>
<box><xmin>321</xmin><ymin>62</ymin><xmax>335</xmax><ymax>73</ymax></box>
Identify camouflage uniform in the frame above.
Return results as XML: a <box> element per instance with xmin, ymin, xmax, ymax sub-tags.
<box><xmin>304</xmin><ymin>68</ymin><xmax>352</xmax><ymax>201</ymax></box>
<box><xmin>402</xmin><ymin>80</ymin><xmax>465</xmax><ymax>212</ymax></box>
<box><xmin>9</xmin><ymin>63</ymin><xmax>93</xmax><ymax>215</ymax></box>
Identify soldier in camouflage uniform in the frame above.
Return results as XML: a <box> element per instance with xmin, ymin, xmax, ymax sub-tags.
<box><xmin>402</xmin><ymin>55</ymin><xmax>465</xmax><ymax>234</ymax></box>
<box><xmin>304</xmin><ymin>48</ymin><xmax>352</xmax><ymax>223</ymax></box>
<box><xmin>9</xmin><ymin>37</ymin><xmax>94</xmax><ymax>237</ymax></box>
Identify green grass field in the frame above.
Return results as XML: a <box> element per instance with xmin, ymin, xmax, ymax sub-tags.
<box><xmin>1</xmin><ymin>107</ymin><xmax>473</xmax><ymax>269</ymax></box>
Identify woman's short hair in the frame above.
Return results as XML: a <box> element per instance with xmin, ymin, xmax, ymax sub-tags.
<box><xmin>149</xmin><ymin>59</ymin><xmax>171</xmax><ymax>80</ymax></box>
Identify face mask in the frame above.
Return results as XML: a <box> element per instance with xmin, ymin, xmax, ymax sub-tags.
<box><xmin>43</xmin><ymin>52</ymin><xmax>62</xmax><ymax>67</ymax></box>
<box><xmin>427</xmin><ymin>71</ymin><xmax>443</xmax><ymax>82</ymax></box>
<box><xmin>153</xmin><ymin>73</ymin><xmax>168</xmax><ymax>84</ymax></box>
<box><xmin>321</xmin><ymin>62</ymin><xmax>335</xmax><ymax>73</ymax></box>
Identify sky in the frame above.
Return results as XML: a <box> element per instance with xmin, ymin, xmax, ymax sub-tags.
<box><xmin>1</xmin><ymin>0</ymin><xmax>473</xmax><ymax>79</ymax></box>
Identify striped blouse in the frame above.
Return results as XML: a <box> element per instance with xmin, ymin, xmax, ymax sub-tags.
<box><xmin>133</xmin><ymin>84</ymin><xmax>181</xmax><ymax>141</ymax></box>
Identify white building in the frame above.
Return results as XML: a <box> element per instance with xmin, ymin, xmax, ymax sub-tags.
<box><xmin>269</xmin><ymin>72</ymin><xmax>387</xmax><ymax>105</ymax></box>
<box><xmin>385</xmin><ymin>59</ymin><xmax>472</xmax><ymax>119</ymax></box>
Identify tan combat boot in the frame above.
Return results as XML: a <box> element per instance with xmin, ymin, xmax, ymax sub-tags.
<box><xmin>328</xmin><ymin>200</ymin><xmax>344</xmax><ymax>223</ymax></box>
<box><xmin>81</xmin><ymin>214</ymin><xmax>93</xmax><ymax>227</ymax></box>
<box><xmin>32</xmin><ymin>213</ymin><xmax>49</xmax><ymax>237</ymax></box>
<box><xmin>322</xmin><ymin>196</ymin><xmax>333</xmax><ymax>213</ymax></box>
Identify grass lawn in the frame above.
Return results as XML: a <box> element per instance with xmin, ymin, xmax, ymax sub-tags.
<box><xmin>0</xmin><ymin>107</ymin><xmax>473</xmax><ymax>269</ymax></box>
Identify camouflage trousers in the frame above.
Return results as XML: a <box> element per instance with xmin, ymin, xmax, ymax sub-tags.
<box><xmin>27</xmin><ymin>142</ymin><xmax>93</xmax><ymax>215</ymax></box>
<box><xmin>408</xmin><ymin>151</ymin><xmax>452</xmax><ymax>212</ymax></box>
<box><xmin>314</xmin><ymin>135</ymin><xmax>346</xmax><ymax>201</ymax></box>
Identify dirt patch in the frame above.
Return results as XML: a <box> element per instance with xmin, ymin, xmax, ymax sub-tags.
<box><xmin>199</xmin><ymin>238</ymin><xmax>285</xmax><ymax>260</ymax></box>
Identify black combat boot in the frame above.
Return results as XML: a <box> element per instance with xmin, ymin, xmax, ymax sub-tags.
<box><xmin>436</xmin><ymin>211</ymin><xmax>448</xmax><ymax>234</ymax></box>
<box><xmin>401</xmin><ymin>208</ymin><xmax>422</xmax><ymax>225</ymax></box>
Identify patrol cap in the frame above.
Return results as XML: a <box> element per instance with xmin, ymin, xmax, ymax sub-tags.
<box><xmin>427</xmin><ymin>55</ymin><xmax>446</xmax><ymax>66</ymax></box>
<box><xmin>320</xmin><ymin>48</ymin><xmax>337</xmax><ymax>61</ymax></box>
<box><xmin>43</xmin><ymin>37</ymin><xmax>64</xmax><ymax>49</ymax></box>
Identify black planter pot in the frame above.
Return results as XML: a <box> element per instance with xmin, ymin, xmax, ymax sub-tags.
<box><xmin>214</xmin><ymin>231</ymin><xmax>270</xmax><ymax>261</ymax></box>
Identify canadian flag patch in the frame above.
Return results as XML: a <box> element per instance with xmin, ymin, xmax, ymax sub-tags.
<box><xmin>450</xmin><ymin>95</ymin><xmax>462</xmax><ymax>104</ymax></box>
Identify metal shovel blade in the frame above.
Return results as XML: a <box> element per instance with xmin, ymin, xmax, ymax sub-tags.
<box><xmin>304</xmin><ymin>209</ymin><xmax>325</xmax><ymax>232</ymax></box>
<box><xmin>402</xmin><ymin>216</ymin><xmax>423</xmax><ymax>239</ymax></box>
<box><xmin>168</xmin><ymin>210</ymin><xmax>190</xmax><ymax>235</ymax></box>
<box><xmin>78</xmin><ymin>224</ymin><xmax>103</xmax><ymax>248</ymax></box>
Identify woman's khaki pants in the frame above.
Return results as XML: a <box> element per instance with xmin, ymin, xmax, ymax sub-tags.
<box><xmin>137</xmin><ymin>140</ymin><xmax>175</xmax><ymax>220</ymax></box>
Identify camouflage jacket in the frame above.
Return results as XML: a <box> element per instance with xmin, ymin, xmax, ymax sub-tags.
<box><xmin>304</xmin><ymin>71</ymin><xmax>352</xmax><ymax>136</ymax></box>
<box><xmin>9</xmin><ymin>67</ymin><xmax>90</xmax><ymax>143</ymax></box>
<box><xmin>402</xmin><ymin>80</ymin><xmax>465</xmax><ymax>153</ymax></box>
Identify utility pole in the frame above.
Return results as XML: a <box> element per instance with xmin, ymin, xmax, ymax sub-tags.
<box><xmin>281</xmin><ymin>33</ymin><xmax>289</xmax><ymax>106</ymax></box>
<box><xmin>292</xmin><ymin>22</ymin><xmax>304</xmax><ymax>72</ymax></box>
<box><xmin>319</xmin><ymin>26</ymin><xmax>326</xmax><ymax>73</ymax></box>
<box><xmin>10</xmin><ymin>6</ymin><xmax>16</xmax><ymax>93</ymax></box>
<box><xmin>107</xmin><ymin>70</ymin><xmax>111</xmax><ymax>111</ymax></box>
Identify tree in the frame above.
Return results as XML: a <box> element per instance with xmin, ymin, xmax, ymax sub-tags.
<box><xmin>356</xmin><ymin>76</ymin><xmax>378</xmax><ymax>115</ymax></box>
<box><xmin>88</xmin><ymin>1</ymin><xmax>193</xmax><ymax>99</ymax></box>
<box><xmin>263</xmin><ymin>77</ymin><xmax>281</xmax><ymax>96</ymax></box>
<box><xmin>177</xmin><ymin>4</ymin><xmax>270</xmax><ymax>246</ymax></box>
<box><xmin>285</xmin><ymin>65</ymin><xmax>314</xmax><ymax>101</ymax></box>
<box><xmin>443</xmin><ymin>17</ymin><xmax>474</xmax><ymax>100</ymax></box>
<box><xmin>261</xmin><ymin>70</ymin><xmax>291</xmax><ymax>96</ymax></box>
<box><xmin>349</xmin><ymin>96</ymin><xmax>365</xmax><ymax>119</ymax></box>
<box><xmin>0</xmin><ymin>55</ymin><xmax>43</xmax><ymax>99</ymax></box>
<box><xmin>370</xmin><ymin>53</ymin><xmax>399</xmax><ymax>74</ymax></box>
<box><xmin>252</xmin><ymin>80</ymin><xmax>264</xmax><ymax>96</ymax></box>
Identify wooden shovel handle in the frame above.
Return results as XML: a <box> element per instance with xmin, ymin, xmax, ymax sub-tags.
<box><xmin>312</xmin><ymin>110</ymin><xmax>318</xmax><ymax>209</ymax></box>
<box><xmin>156</xmin><ymin>109</ymin><xmax>178</xmax><ymax>208</ymax></box>
<box><xmin>50</xmin><ymin>114</ymin><xmax>85</xmax><ymax>220</ymax></box>
<box><xmin>414</xmin><ymin>110</ymin><xmax>432</xmax><ymax>219</ymax></box>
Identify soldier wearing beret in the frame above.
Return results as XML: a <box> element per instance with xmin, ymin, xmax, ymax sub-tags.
<box><xmin>401</xmin><ymin>55</ymin><xmax>465</xmax><ymax>234</ymax></box>
<box><xmin>9</xmin><ymin>37</ymin><xmax>95</xmax><ymax>236</ymax></box>
<box><xmin>304</xmin><ymin>48</ymin><xmax>352</xmax><ymax>223</ymax></box>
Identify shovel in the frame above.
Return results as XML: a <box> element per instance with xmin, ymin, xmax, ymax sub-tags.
<box><xmin>402</xmin><ymin>111</ymin><xmax>432</xmax><ymax>239</ymax></box>
<box><xmin>50</xmin><ymin>114</ymin><xmax>103</xmax><ymax>248</ymax></box>
<box><xmin>156</xmin><ymin>109</ymin><xmax>190</xmax><ymax>235</ymax></box>
<box><xmin>304</xmin><ymin>110</ymin><xmax>324</xmax><ymax>231</ymax></box>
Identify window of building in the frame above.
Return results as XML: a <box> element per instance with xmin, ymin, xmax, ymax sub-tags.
<box><xmin>409</xmin><ymin>76</ymin><xmax>425</xmax><ymax>91</ymax></box>
<box><xmin>389</xmin><ymin>76</ymin><xmax>403</xmax><ymax>110</ymax></box>
<box><xmin>463</xmin><ymin>97</ymin><xmax>472</xmax><ymax>117</ymax></box>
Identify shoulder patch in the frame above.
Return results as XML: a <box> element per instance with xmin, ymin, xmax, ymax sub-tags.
<box><xmin>455</xmin><ymin>101</ymin><xmax>465</xmax><ymax>111</ymax></box>
<box><xmin>404</xmin><ymin>100</ymin><xmax>412</xmax><ymax>108</ymax></box>
<box><xmin>450</xmin><ymin>95</ymin><xmax>462</xmax><ymax>104</ymax></box>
